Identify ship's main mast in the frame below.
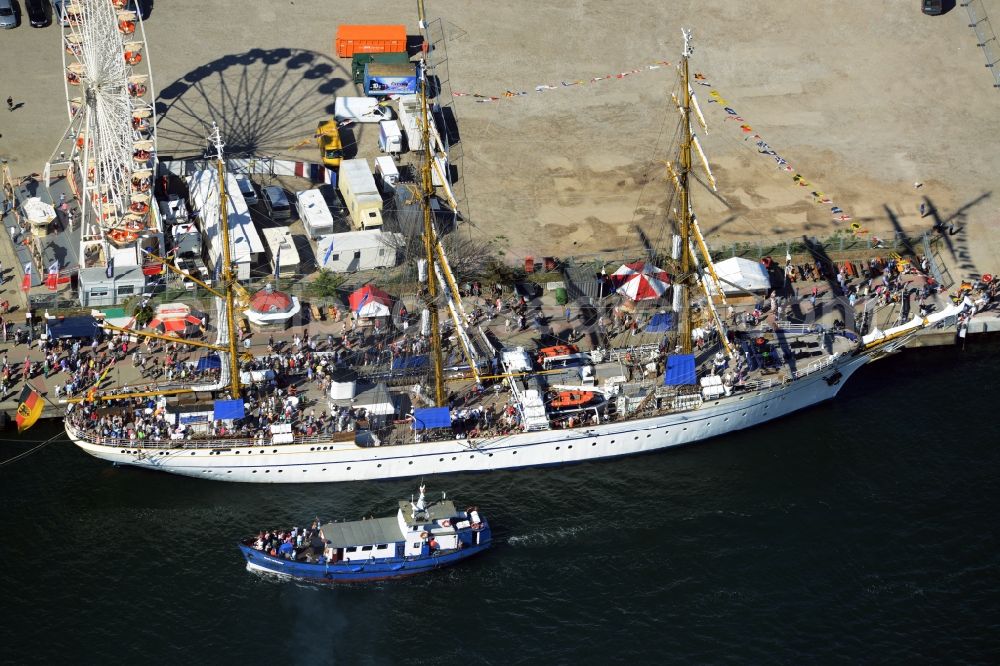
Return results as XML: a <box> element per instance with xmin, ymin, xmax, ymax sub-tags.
<box><xmin>677</xmin><ymin>29</ymin><xmax>695</xmax><ymax>355</ymax></box>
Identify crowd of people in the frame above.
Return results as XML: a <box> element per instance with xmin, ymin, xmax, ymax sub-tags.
<box><xmin>251</xmin><ymin>522</ymin><xmax>323</xmax><ymax>561</ymax></box>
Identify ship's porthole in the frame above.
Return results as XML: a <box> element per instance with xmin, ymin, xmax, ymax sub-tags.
<box><xmin>378</xmin><ymin>464</ymin><xmax>382</xmax><ymax>468</ymax></box>
<box><xmin>408</xmin><ymin>461</ymin><xmax>413</xmax><ymax>465</ymax></box>
<box><xmin>272</xmin><ymin>449</ymin><xmax>277</xmax><ymax>453</ymax></box>
<box><xmin>227</xmin><ymin>471</ymin><xmax>232</xmax><ymax>473</ymax></box>
<box><xmin>469</xmin><ymin>455</ymin><xmax>474</xmax><ymax>459</ymax></box>
<box><xmin>278</xmin><ymin>469</ymin><xmax>283</xmax><ymax>473</ymax></box>
<box><xmin>611</xmin><ymin>440</ymin><xmax>615</xmax><ymax>444</ymax></box>
<box><xmin>568</xmin><ymin>445</ymin><xmax>573</xmax><ymax>449</ymax></box>
<box><xmin>310</xmin><ymin>447</ymin><xmax>315</xmax><ymax>451</ymax></box>
<box><xmin>265</xmin><ymin>469</ymin><xmax>270</xmax><ymax>473</ymax></box>
<box><xmin>347</xmin><ymin>467</ymin><xmax>351</xmax><ymax>470</ymax></box>
<box><xmin>556</xmin><ymin>446</ymin><xmax>560</xmax><ymax>450</ymax></box>
<box><xmin>190</xmin><ymin>452</ymin><xmax>195</xmax><ymax>455</ymax></box>
<box><xmin>439</xmin><ymin>457</ymin><xmax>444</xmax><ymax>462</ymax></box>
<box><xmin>646</xmin><ymin>434</ymin><xmax>651</xmax><ymax>438</ymax></box>
<box><xmin>451</xmin><ymin>457</ymin><xmax>456</xmax><ymax>461</ymax></box>
<box><xmin>252</xmin><ymin>470</ymin><xmax>257</xmax><ymax>473</ymax></box>
<box><xmin>512</xmin><ymin>451</ymin><xmax>517</xmax><ymax>455</ymax></box>
<box><xmin>235</xmin><ymin>451</ymin><xmax>239</xmax><ymax>454</ymax></box>
<box><xmin>592</xmin><ymin>442</ymin><xmax>596</xmax><ymax>446</ymax></box>
<box><xmin>724</xmin><ymin>417</ymin><xmax>729</xmax><ymax>422</ymax></box>
<box><xmin>488</xmin><ymin>453</ymin><xmax>494</xmax><ymax>457</ymax></box>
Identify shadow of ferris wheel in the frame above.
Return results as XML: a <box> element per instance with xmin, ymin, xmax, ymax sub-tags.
<box><xmin>153</xmin><ymin>47</ymin><xmax>347</xmax><ymax>160</ymax></box>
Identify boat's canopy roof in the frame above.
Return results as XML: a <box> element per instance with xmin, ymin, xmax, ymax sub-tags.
<box><xmin>399</xmin><ymin>499</ymin><xmax>457</xmax><ymax>527</ymax></box>
<box><xmin>320</xmin><ymin>517</ymin><xmax>400</xmax><ymax>548</ymax></box>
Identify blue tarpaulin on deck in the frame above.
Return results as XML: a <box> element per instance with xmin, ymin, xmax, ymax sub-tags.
<box><xmin>197</xmin><ymin>354</ymin><xmax>221</xmax><ymax>371</ymax></box>
<box><xmin>46</xmin><ymin>316</ymin><xmax>99</xmax><ymax>339</ymax></box>
<box><xmin>213</xmin><ymin>399</ymin><xmax>245</xmax><ymax>421</ymax></box>
<box><xmin>412</xmin><ymin>407</ymin><xmax>451</xmax><ymax>431</ymax></box>
<box><xmin>664</xmin><ymin>354</ymin><xmax>697</xmax><ymax>385</ymax></box>
<box><xmin>645</xmin><ymin>312</ymin><xmax>673</xmax><ymax>333</ymax></box>
<box><xmin>392</xmin><ymin>355</ymin><xmax>429</xmax><ymax>370</ymax></box>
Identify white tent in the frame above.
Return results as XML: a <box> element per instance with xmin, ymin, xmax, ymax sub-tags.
<box><xmin>708</xmin><ymin>257</ymin><xmax>771</xmax><ymax>295</ymax></box>
<box><xmin>23</xmin><ymin>197</ymin><xmax>56</xmax><ymax>224</ymax></box>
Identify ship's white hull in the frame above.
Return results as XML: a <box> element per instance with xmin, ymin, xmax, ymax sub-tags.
<box><xmin>67</xmin><ymin>354</ymin><xmax>870</xmax><ymax>483</ymax></box>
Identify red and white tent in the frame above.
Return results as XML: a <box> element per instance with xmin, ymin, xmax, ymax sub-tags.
<box><xmin>147</xmin><ymin>303</ymin><xmax>203</xmax><ymax>337</ymax></box>
<box><xmin>611</xmin><ymin>261</ymin><xmax>670</xmax><ymax>301</ymax></box>
<box><xmin>349</xmin><ymin>285</ymin><xmax>393</xmax><ymax>318</ymax></box>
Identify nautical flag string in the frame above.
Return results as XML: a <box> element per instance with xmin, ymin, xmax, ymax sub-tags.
<box><xmin>450</xmin><ymin>59</ymin><xmax>674</xmax><ymax>102</ymax></box>
<box><xmin>700</xmin><ymin>77</ymin><xmax>858</xmax><ymax>229</ymax></box>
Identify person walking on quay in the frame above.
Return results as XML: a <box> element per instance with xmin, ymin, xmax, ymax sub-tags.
<box><xmin>6</xmin><ymin>97</ymin><xmax>13</xmax><ymax>112</ymax></box>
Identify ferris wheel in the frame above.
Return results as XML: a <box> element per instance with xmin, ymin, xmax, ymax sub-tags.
<box><xmin>60</xmin><ymin>0</ymin><xmax>157</xmax><ymax>250</ymax></box>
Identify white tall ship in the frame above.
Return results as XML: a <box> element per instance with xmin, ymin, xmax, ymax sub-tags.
<box><xmin>64</xmin><ymin>29</ymin><xmax>963</xmax><ymax>482</ymax></box>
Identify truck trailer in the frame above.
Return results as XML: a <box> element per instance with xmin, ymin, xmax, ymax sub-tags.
<box><xmin>363</xmin><ymin>62</ymin><xmax>418</xmax><ymax>96</ymax></box>
<box><xmin>337</xmin><ymin>159</ymin><xmax>383</xmax><ymax>231</ymax></box>
<box><xmin>378</xmin><ymin>120</ymin><xmax>403</xmax><ymax>155</ymax></box>
<box><xmin>334</xmin><ymin>24</ymin><xmax>407</xmax><ymax>58</ymax></box>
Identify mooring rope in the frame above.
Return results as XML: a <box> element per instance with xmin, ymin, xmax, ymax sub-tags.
<box><xmin>0</xmin><ymin>432</ymin><xmax>65</xmax><ymax>467</ymax></box>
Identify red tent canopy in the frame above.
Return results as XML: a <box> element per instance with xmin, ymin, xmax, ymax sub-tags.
<box><xmin>610</xmin><ymin>261</ymin><xmax>670</xmax><ymax>301</ymax></box>
<box><xmin>349</xmin><ymin>285</ymin><xmax>393</xmax><ymax>317</ymax></box>
<box><xmin>148</xmin><ymin>313</ymin><xmax>201</xmax><ymax>335</ymax></box>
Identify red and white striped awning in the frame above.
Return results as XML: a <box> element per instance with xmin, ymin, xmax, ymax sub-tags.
<box><xmin>611</xmin><ymin>261</ymin><xmax>670</xmax><ymax>301</ymax></box>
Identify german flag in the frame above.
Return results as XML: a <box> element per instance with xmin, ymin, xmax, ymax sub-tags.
<box><xmin>15</xmin><ymin>386</ymin><xmax>44</xmax><ymax>433</ymax></box>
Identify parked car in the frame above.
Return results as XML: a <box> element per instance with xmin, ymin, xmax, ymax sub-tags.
<box><xmin>234</xmin><ymin>173</ymin><xmax>258</xmax><ymax>206</ymax></box>
<box><xmin>922</xmin><ymin>0</ymin><xmax>943</xmax><ymax>15</ymax></box>
<box><xmin>0</xmin><ymin>0</ymin><xmax>18</xmax><ymax>29</ymax></box>
<box><xmin>514</xmin><ymin>282</ymin><xmax>542</xmax><ymax>300</ymax></box>
<box><xmin>25</xmin><ymin>0</ymin><xmax>49</xmax><ymax>27</ymax></box>
<box><xmin>126</xmin><ymin>0</ymin><xmax>149</xmax><ymax>20</ymax></box>
<box><xmin>316</xmin><ymin>119</ymin><xmax>344</xmax><ymax>169</ymax></box>
<box><xmin>50</xmin><ymin>0</ymin><xmax>67</xmax><ymax>27</ymax></box>
<box><xmin>261</xmin><ymin>185</ymin><xmax>292</xmax><ymax>221</ymax></box>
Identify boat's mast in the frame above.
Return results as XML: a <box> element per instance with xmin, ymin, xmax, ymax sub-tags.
<box><xmin>210</xmin><ymin>123</ymin><xmax>242</xmax><ymax>400</ymax></box>
<box><xmin>419</xmin><ymin>66</ymin><xmax>445</xmax><ymax>406</ymax></box>
<box><xmin>678</xmin><ymin>29</ymin><xmax>694</xmax><ymax>355</ymax></box>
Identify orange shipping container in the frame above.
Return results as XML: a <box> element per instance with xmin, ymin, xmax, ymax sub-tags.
<box><xmin>335</xmin><ymin>25</ymin><xmax>407</xmax><ymax>58</ymax></box>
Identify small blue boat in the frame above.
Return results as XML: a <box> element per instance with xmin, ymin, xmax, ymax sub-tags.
<box><xmin>238</xmin><ymin>485</ymin><xmax>491</xmax><ymax>582</ymax></box>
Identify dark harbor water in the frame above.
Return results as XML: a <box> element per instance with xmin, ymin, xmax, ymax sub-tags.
<box><xmin>2</xmin><ymin>342</ymin><xmax>999</xmax><ymax>664</ymax></box>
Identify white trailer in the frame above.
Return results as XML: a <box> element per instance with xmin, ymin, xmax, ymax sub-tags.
<box><xmin>261</xmin><ymin>227</ymin><xmax>301</xmax><ymax>278</ymax></box>
<box><xmin>396</xmin><ymin>95</ymin><xmax>423</xmax><ymax>151</ymax></box>
<box><xmin>296</xmin><ymin>188</ymin><xmax>335</xmax><ymax>239</ymax></box>
<box><xmin>378</xmin><ymin>119</ymin><xmax>403</xmax><ymax>155</ymax></box>
<box><xmin>334</xmin><ymin>97</ymin><xmax>393</xmax><ymax>124</ymax></box>
<box><xmin>337</xmin><ymin>159</ymin><xmax>383</xmax><ymax>231</ymax></box>
<box><xmin>315</xmin><ymin>230</ymin><xmax>404</xmax><ymax>273</ymax></box>
<box><xmin>374</xmin><ymin>156</ymin><xmax>399</xmax><ymax>192</ymax></box>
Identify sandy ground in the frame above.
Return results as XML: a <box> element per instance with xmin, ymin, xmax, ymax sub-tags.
<box><xmin>1</xmin><ymin>1</ymin><xmax>997</xmax><ymax>279</ymax></box>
